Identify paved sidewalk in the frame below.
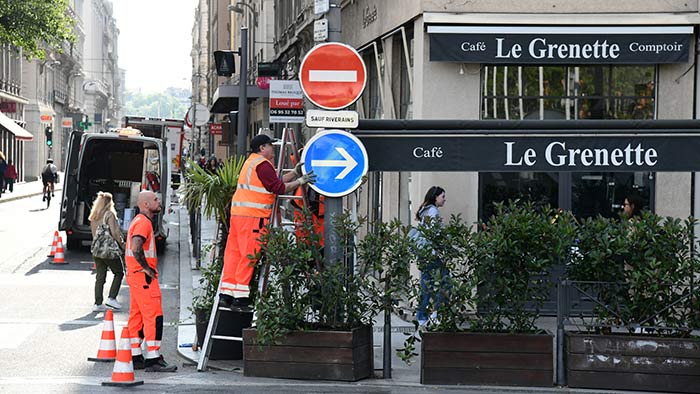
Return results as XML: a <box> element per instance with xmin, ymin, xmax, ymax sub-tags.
<box><xmin>0</xmin><ymin>172</ymin><xmax>64</xmax><ymax>204</ymax></box>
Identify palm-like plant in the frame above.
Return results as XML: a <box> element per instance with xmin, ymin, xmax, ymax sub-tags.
<box><xmin>182</xmin><ymin>156</ymin><xmax>245</xmax><ymax>317</ymax></box>
<box><xmin>182</xmin><ymin>156</ymin><xmax>245</xmax><ymax>263</ymax></box>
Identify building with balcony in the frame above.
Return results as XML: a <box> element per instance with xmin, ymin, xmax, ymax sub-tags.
<box><xmin>0</xmin><ymin>44</ymin><xmax>32</xmax><ymax>181</ymax></box>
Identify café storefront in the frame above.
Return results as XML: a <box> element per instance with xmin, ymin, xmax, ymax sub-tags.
<box><xmin>426</xmin><ymin>25</ymin><xmax>695</xmax><ymax>222</ymax></box>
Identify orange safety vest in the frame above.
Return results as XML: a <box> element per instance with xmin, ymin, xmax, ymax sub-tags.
<box><xmin>125</xmin><ymin>214</ymin><xmax>157</xmax><ymax>273</ymax></box>
<box><xmin>230</xmin><ymin>153</ymin><xmax>276</xmax><ymax>218</ymax></box>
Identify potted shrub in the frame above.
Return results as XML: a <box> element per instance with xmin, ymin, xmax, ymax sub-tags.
<box><xmin>565</xmin><ymin>212</ymin><xmax>700</xmax><ymax>393</ymax></box>
<box><xmin>244</xmin><ymin>211</ymin><xmax>415</xmax><ymax>381</ymax></box>
<box><xmin>181</xmin><ymin>157</ymin><xmax>245</xmax><ymax>357</ymax></box>
<box><xmin>404</xmin><ymin>202</ymin><xmax>575</xmax><ymax>387</ymax></box>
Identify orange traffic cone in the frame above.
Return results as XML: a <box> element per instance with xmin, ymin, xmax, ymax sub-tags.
<box><xmin>50</xmin><ymin>237</ymin><xmax>66</xmax><ymax>264</ymax></box>
<box><xmin>88</xmin><ymin>309</ymin><xmax>117</xmax><ymax>362</ymax></box>
<box><xmin>102</xmin><ymin>327</ymin><xmax>144</xmax><ymax>387</ymax></box>
<box><xmin>48</xmin><ymin>231</ymin><xmax>59</xmax><ymax>257</ymax></box>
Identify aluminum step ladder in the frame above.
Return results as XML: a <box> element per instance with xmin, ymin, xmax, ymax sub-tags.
<box><xmin>197</xmin><ymin>128</ymin><xmax>309</xmax><ymax>371</ymax></box>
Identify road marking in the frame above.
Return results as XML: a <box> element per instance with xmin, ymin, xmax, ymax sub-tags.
<box><xmin>309</xmin><ymin>70</ymin><xmax>357</xmax><ymax>82</ymax></box>
<box><xmin>0</xmin><ymin>324</ymin><xmax>37</xmax><ymax>349</ymax></box>
<box><xmin>310</xmin><ymin>147</ymin><xmax>358</xmax><ymax>180</ymax></box>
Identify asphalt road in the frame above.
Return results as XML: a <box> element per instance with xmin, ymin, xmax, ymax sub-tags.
<box><xmin>0</xmin><ymin>194</ymin><xmax>183</xmax><ymax>390</ymax></box>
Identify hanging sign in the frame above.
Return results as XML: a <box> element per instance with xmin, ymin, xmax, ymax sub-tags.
<box><xmin>428</xmin><ymin>26</ymin><xmax>692</xmax><ymax>64</ymax></box>
<box><xmin>269</xmin><ymin>80</ymin><xmax>304</xmax><ymax>123</ymax></box>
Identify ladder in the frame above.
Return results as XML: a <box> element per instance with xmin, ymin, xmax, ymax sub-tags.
<box><xmin>197</xmin><ymin>127</ymin><xmax>309</xmax><ymax>371</ymax></box>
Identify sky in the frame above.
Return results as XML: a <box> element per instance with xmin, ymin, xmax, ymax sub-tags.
<box><xmin>111</xmin><ymin>0</ymin><xmax>198</xmax><ymax>94</ymax></box>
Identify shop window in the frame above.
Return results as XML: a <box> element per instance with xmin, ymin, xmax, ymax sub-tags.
<box><xmin>480</xmin><ymin>172</ymin><xmax>559</xmax><ymax>222</ymax></box>
<box><xmin>480</xmin><ymin>65</ymin><xmax>656</xmax><ymax>220</ymax></box>
<box><xmin>482</xmin><ymin>65</ymin><xmax>655</xmax><ymax>120</ymax></box>
<box><xmin>361</xmin><ymin>50</ymin><xmax>384</xmax><ymax>119</ymax></box>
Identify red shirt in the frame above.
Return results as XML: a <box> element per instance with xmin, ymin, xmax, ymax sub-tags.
<box><xmin>256</xmin><ymin>160</ymin><xmax>285</xmax><ymax>195</ymax></box>
<box><xmin>5</xmin><ymin>164</ymin><xmax>17</xmax><ymax>179</ymax></box>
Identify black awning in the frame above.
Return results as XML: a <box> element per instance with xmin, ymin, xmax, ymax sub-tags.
<box><xmin>209</xmin><ymin>84</ymin><xmax>270</xmax><ymax>113</ymax></box>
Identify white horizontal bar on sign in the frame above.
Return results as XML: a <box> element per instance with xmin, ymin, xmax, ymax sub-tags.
<box><xmin>426</xmin><ymin>25</ymin><xmax>694</xmax><ymax>35</ymax></box>
<box><xmin>309</xmin><ymin>70</ymin><xmax>357</xmax><ymax>82</ymax></box>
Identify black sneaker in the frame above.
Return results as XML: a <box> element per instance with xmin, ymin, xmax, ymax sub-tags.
<box><xmin>144</xmin><ymin>356</ymin><xmax>177</xmax><ymax>372</ymax></box>
<box><xmin>218</xmin><ymin>294</ymin><xmax>234</xmax><ymax>309</ymax></box>
<box><xmin>42</xmin><ymin>195</ymin><xmax>46</xmax><ymax>201</ymax></box>
<box><xmin>132</xmin><ymin>355</ymin><xmax>145</xmax><ymax>370</ymax></box>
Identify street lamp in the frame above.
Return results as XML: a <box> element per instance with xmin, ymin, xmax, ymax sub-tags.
<box><xmin>229</xmin><ymin>2</ymin><xmax>258</xmax><ymax>84</ymax></box>
<box><xmin>227</xmin><ymin>3</ymin><xmax>257</xmax><ymax>158</ymax></box>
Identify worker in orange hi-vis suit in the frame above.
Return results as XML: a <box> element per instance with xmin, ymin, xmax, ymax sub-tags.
<box><xmin>291</xmin><ymin>185</ymin><xmax>325</xmax><ymax>248</ymax></box>
<box><xmin>125</xmin><ymin>191</ymin><xmax>177</xmax><ymax>372</ymax></box>
<box><xmin>218</xmin><ymin>134</ymin><xmax>317</xmax><ymax>311</ymax></box>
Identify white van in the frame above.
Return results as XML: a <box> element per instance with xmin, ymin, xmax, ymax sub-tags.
<box><xmin>59</xmin><ymin>129</ymin><xmax>168</xmax><ymax>250</ymax></box>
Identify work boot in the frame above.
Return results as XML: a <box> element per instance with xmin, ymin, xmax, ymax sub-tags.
<box><xmin>218</xmin><ymin>294</ymin><xmax>234</xmax><ymax>309</ymax></box>
<box><xmin>132</xmin><ymin>355</ymin><xmax>145</xmax><ymax>370</ymax></box>
<box><xmin>144</xmin><ymin>355</ymin><xmax>177</xmax><ymax>372</ymax></box>
<box><xmin>230</xmin><ymin>297</ymin><xmax>252</xmax><ymax>312</ymax></box>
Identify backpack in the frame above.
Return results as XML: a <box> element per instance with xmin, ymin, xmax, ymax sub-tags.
<box><xmin>91</xmin><ymin>212</ymin><xmax>122</xmax><ymax>260</ymax></box>
<box><xmin>408</xmin><ymin>205</ymin><xmax>435</xmax><ymax>248</ymax></box>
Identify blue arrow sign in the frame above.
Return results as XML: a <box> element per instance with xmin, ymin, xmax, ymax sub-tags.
<box><xmin>301</xmin><ymin>129</ymin><xmax>368</xmax><ymax>197</ymax></box>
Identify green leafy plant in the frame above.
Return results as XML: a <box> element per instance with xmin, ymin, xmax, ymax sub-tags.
<box><xmin>471</xmin><ymin>201</ymin><xmax>577</xmax><ymax>333</ymax></box>
<box><xmin>569</xmin><ymin>212</ymin><xmax>700</xmax><ymax>334</ymax></box>
<box><xmin>189</xmin><ymin>253</ymin><xmax>223</xmax><ymax>317</ymax></box>
<box><xmin>0</xmin><ymin>0</ymin><xmax>76</xmax><ymax>60</ymax></box>
<box><xmin>254</xmin><ymin>211</ymin><xmax>417</xmax><ymax>347</ymax></box>
<box><xmin>398</xmin><ymin>213</ymin><xmax>476</xmax><ymax>363</ymax></box>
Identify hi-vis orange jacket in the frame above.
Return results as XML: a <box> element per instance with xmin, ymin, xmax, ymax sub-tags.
<box><xmin>230</xmin><ymin>153</ymin><xmax>275</xmax><ymax>218</ymax></box>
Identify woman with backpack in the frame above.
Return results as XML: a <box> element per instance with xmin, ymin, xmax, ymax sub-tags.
<box><xmin>88</xmin><ymin>192</ymin><xmax>125</xmax><ymax>312</ymax></box>
<box><xmin>414</xmin><ymin>185</ymin><xmax>446</xmax><ymax>326</ymax></box>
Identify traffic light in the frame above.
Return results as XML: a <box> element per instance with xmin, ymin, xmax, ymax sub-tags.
<box><xmin>45</xmin><ymin>126</ymin><xmax>53</xmax><ymax>147</ymax></box>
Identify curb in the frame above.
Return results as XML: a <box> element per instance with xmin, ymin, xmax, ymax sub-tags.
<box><xmin>0</xmin><ymin>187</ymin><xmax>63</xmax><ymax>204</ymax></box>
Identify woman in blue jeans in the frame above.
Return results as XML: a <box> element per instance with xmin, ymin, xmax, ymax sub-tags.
<box><xmin>415</xmin><ymin>186</ymin><xmax>446</xmax><ymax>325</ymax></box>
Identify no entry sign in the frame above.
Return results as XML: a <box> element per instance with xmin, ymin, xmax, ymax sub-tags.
<box><xmin>299</xmin><ymin>43</ymin><xmax>367</xmax><ymax>110</ymax></box>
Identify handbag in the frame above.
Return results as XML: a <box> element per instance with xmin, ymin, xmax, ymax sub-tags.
<box><xmin>91</xmin><ymin>212</ymin><xmax>122</xmax><ymax>260</ymax></box>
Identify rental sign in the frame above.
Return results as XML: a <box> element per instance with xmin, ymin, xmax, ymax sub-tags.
<box><xmin>428</xmin><ymin>26</ymin><xmax>692</xmax><ymax>64</ymax></box>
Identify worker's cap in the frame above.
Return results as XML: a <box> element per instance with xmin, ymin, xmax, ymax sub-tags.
<box><xmin>250</xmin><ymin>134</ymin><xmax>278</xmax><ymax>152</ymax></box>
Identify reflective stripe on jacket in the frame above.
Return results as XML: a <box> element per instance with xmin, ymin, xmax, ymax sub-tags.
<box><xmin>230</xmin><ymin>153</ymin><xmax>276</xmax><ymax>218</ymax></box>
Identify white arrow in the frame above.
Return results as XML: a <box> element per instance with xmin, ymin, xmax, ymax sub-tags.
<box><xmin>311</xmin><ymin>147</ymin><xmax>358</xmax><ymax>180</ymax></box>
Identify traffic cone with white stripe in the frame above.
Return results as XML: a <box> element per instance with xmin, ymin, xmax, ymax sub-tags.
<box><xmin>48</xmin><ymin>231</ymin><xmax>59</xmax><ymax>257</ymax></box>
<box><xmin>50</xmin><ymin>237</ymin><xmax>66</xmax><ymax>264</ymax></box>
<box><xmin>88</xmin><ymin>309</ymin><xmax>117</xmax><ymax>362</ymax></box>
<box><xmin>102</xmin><ymin>327</ymin><xmax>143</xmax><ymax>387</ymax></box>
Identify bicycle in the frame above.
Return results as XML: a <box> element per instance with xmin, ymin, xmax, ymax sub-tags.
<box><xmin>44</xmin><ymin>187</ymin><xmax>51</xmax><ymax>208</ymax></box>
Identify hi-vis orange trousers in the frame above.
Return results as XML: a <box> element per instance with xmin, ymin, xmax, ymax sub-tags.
<box><xmin>221</xmin><ymin>215</ymin><xmax>268</xmax><ymax>299</ymax></box>
<box><xmin>126</xmin><ymin>271</ymin><xmax>163</xmax><ymax>360</ymax></box>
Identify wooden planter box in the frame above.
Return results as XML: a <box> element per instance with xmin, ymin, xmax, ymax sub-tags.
<box><xmin>242</xmin><ymin>326</ymin><xmax>373</xmax><ymax>381</ymax></box>
<box><xmin>567</xmin><ymin>333</ymin><xmax>700</xmax><ymax>393</ymax></box>
<box><xmin>421</xmin><ymin>332</ymin><xmax>553</xmax><ymax>386</ymax></box>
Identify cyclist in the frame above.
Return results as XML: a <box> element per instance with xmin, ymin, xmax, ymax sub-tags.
<box><xmin>41</xmin><ymin>159</ymin><xmax>58</xmax><ymax>201</ymax></box>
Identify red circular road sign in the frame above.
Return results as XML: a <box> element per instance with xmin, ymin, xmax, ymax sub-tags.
<box><xmin>299</xmin><ymin>43</ymin><xmax>367</xmax><ymax>110</ymax></box>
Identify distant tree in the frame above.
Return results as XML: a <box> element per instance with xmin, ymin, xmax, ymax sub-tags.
<box><xmin>0</xmin><ymin>0</ymin><xmax>76</xmax><ymax>60</ymax></box>
<box><xmin>124</xmin><ymin>90</ymin><xmax>189</xmax><ymax>120</ymax></box>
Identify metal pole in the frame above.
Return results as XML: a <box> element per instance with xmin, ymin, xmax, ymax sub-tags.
<box><xmin>556</xmin><ymin>280</ymin><xmax>568</xmax><ymax>386</ymax></box>
<box><xmin>236</xmin><ymin>27</ymin><xmax>249</xmax><ymax>158</ymax></box>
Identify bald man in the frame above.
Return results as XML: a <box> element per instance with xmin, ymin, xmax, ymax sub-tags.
<box><xmin>125</xmin><ymin>191</ymin><xmax>177</xmax><ymax>372</ymax></box>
